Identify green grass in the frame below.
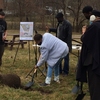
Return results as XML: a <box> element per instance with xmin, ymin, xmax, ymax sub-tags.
<box><xmin>0</xmin><ymin>31</ymin><xmax>90</xmax><ymax>100</ymax></box>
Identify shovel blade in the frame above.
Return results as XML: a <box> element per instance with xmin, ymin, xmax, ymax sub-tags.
<box><xmin>72</xmin><ymin>85</ymin><xmax>80</xmax><ymax>94</ymax></box>
<box><xmin>75</xmin><ymin>93</ymin><xmax>86</xmax><ymax>100</ymax></box>
<box><xmin>25</xmin><ymin>81</ymin><xmax>34</xmax><ymax>90</ymax></box>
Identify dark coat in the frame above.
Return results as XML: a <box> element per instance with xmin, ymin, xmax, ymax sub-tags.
<box><xmin>76</xmin><ymin>20</ymin><xmax>100</xmax><ymax>82</ymax></box>
<box><xmin>0</xmin><ymin>18</ymin><xmax>7</xmax><ymax>44</ymax></box>
<box><xmin>49</xmin><ymin>20</ymin><xmax>72</xmax><ymax>52</ymax></box>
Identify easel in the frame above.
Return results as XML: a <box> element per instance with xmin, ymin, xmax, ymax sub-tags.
<box><xmin>13</xmin><ymin>19</ymin><xmax>33</xmax><ymax>64</ymax></box>
<box><xmin>13</xmin><ymin>40</ymin><xmax>31</xmax><ymax>64</ymax></box>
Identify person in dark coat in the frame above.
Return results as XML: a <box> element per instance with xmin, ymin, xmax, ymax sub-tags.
<box><xmin>48</xmin><ymin>12</ymin><xmax>72</xmax><ymax>75</ymax></box>
<box><xmin>0</xmin><ymin>9</ymin><xmax>7</xmax><ymax>66</ymax></box>
<box><xmin>76</xmin><ymin>10</ymin><xmax>100</xmax><ymax>100</ymax></box>
<box><xmin>82</xmin><ymin>6</ymin><xmax>93</xmax><ymax>20</ymax></box>
<box><xmin>81</xmin><ymin>6</ymin><xmax>93</xmax><ymax>35</ymax></box>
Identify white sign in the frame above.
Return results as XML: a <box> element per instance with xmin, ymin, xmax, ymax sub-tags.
<box><xmin>20</xmin><ymin>22</ymin><xmax>33</xmax><ymax>40</ymax></box>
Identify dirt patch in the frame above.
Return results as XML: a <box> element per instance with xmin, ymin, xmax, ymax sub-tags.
<box><xmin>26</xmin><ymin>87</ymin><xmax>53</xmax><ymax>94</ymax></box>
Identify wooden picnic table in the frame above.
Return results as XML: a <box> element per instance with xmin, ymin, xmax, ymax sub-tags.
<box><xmin>5</xmin><ymin>34</ymin><xmax>27</xmax><ymax>50</ymax></box>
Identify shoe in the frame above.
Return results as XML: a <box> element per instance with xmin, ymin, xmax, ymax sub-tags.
<box><xmin>39</xmin><ymin>83</ymin><xmax>50</xmax><ymax>87</ymax></box>
<box><xmin>54</xmin><ymin>80</ymin><xmax>60</xmax><ymax>84</ymax></box>
<box><xmin>61</xmin><ymin>73</ymin><xmax>68</xmax><ymax>76</ymax></box>
<box><xmin>59</xmin><ymin>71</ymin><xmax>62</xmax><ymax>74</ymax></box>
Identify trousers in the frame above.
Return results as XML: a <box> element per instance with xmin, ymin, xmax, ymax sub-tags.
<box><xmin>87</xmin><ymin>65</ymin><xmax>100</xmax><ymax>100</ymax></box>
<box><xmin>45</xmin><ymin>58</ymin><xmax>62</xmax><ymax>84</ymax></box>
<box><xmin>0</xmin><ymin>44</ymin><xmax>4</xmax><ymax>66</ymax></box>
<box><xmin>59</xmin><ymin>53</ymin><xmax>69</xmax><ymax>74</ymax></box>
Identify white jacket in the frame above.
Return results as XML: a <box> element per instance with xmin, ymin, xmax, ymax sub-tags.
<box><xmin>37</xmin><ymin>33</ymin><xmax>69</xmax><ymax>67</ymax></box>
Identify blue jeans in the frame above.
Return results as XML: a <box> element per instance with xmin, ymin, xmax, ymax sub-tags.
<box><xmin>45</xmin><ymin>58</ymin><xmax>62</xmax><ymax>84</ymax></box>
<box><xmin>47</xmin><ymin>58</ymin><xmax>62</xmax><ymax>78</ymax></box>
<box><xmin>59</xmin><ymin>54</ymin><xmax>69</xmax><ymax>74</ymax></box>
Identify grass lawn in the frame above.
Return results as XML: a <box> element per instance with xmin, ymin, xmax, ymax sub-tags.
<box><xmin>0</xmin><ymin>30</ymin><xmax>90</xmax><ymax>100</ymax></box>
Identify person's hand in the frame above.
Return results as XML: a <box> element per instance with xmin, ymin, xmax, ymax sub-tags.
<box><xmin>82</xmin><ymin>25</ymin><xmax>87</xmax><ymax>34</ymax></box>
<box><xmin>2</xmin><ymin>35</ymin><xmax>7</xmax><ymax>41</ymax></box>
<box><xmin>34</xmin><ymin>65</ymin><xmax>38</xmax><ymax>73</ymax></box>
<box><xmin>34</xmin><ymin>68</ymin><xmax>37</xmax><ymax>73</ymax></box>
<box><xmin>45</xmin><ymin>25</ymin><xmax>49</xmax><ymax>32</ymax></box>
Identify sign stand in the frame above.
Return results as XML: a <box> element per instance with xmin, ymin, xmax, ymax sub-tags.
<box><xmin>13</xmin><ymin>22</ymin><xmax>34</xmax><ymax>64</ymax></box>
<box><xmin>28</xmin><ymin>41</ymin><xmax>31</xmax><ymax>61</ymax></box>
<box><xmin>13</xmin><ymin>42</ymin><xmax>20</xmax><ymax>64</ymax></box>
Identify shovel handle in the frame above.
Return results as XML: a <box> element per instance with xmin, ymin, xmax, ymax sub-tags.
<box><xmin>34</xmin><ymin>68</ymin><xmax>37</xmax><ymax>73</ymax></box>
<box><xmin>25</xmin><ymin>67</ymin><xmax>35</xmax><ymax>78</ymax></box>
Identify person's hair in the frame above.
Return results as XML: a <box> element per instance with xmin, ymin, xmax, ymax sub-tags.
<box><xmin>92</xmin><ymin>10</ymin><xmax>100</xmax><ymax>17</ymax></box>
<box><xmin>34</xmin><ymin>34</ymin><xmax>42</xmax><ymax>41</ymax></box>
<box><xmin>82</xmin><ymin>6</ymin><xmax>93</xmax><ymax>13</ymax></box>
<box><xmin>55</xmin><ymin>12</ymin><xmax>63</xmax><ymax>18</ymax></box>
<box><xmin>0</xmin><ymin>9</ymin><xmax>3</xmax><ymax>12</ymax></box>
<box><xmin>0</xmin><ymin>9</ymin><xmax>5</xmax><ymax>16</ymax></box>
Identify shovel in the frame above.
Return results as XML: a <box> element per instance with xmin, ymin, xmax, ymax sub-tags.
<box><xmin>25</xmin><ymin>67</ymin><xmax>34</xmax><ymax>78</ymax></box>
<box><xmin>75</xmin><ymin>82</ymin><xmax>86</xmax><ymax>100</ymax></box>
<box><xmin>25</xmin><ymin>67</ymin><xmax>46</xmax><ymax>78</ymax></box>
<box><xmin>25</xmin><ymin>69</ymin><xmax>37</xmax><ymax>90</ymax></box>
<box><xmin>72</xmin><ymin>81</ymin><xmax>80</xmax><ymax>94</ymax></box>
<box><xmin>75</xmin><ymin>92</ymin><xmax>86</xmax><ymax>100</ymax></box>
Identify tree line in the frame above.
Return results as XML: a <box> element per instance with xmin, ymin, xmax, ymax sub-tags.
<box><xmin>1</xmin><ymin>0</ymin><xmax>100</xmax><ymax>32</ymax></box>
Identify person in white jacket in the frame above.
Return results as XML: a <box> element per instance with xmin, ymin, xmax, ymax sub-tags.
<box><xmin>34</xmin><ymin>33</ymin><xmax>69</xmax><ymax>86</ymax></box>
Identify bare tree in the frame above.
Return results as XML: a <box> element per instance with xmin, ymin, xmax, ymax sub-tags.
<box><xmin>2</xmin><ymin>0</ymin><xmax>100</xmax><ymax>31</ymax></box>
<box><xmin>0</xmin><ymin>0</ymin><xmax>4</xmax><ymax>9</ymax></box>
<box><xmin>67</xmin><ymin>0</ymin><xmax>86</xmax><ymax>32</ymax></box>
